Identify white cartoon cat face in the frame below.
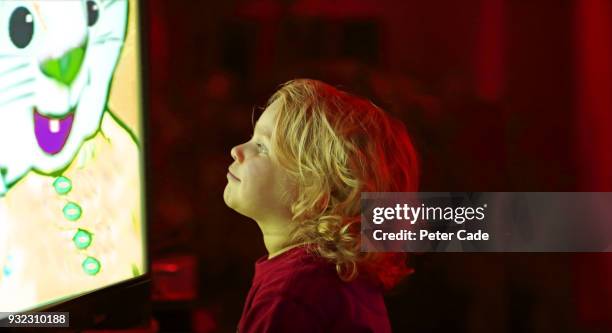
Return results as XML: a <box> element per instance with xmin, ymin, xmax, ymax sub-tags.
<box><xmin>0</xmin><ymin>0</ymin><xmax>128</xmax><ymax>195</ymax></box>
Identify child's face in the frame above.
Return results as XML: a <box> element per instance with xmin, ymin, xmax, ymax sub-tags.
<box><xmin>224</xmin><ymin>99</ymin><xmax>294</xmax><ymax>223</ymax></box>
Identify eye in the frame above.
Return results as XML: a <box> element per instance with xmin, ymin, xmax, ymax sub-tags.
<box><xmin>256</xmin><ymin>142</ymin><xmax>268</xmax><ymax>154</ymax></box>
<box><xmin>9</xmin><ymin>7</ymin><xmax>34</xmax><ymax>49</ymax></box>
<box><xmin>86</xmin><ymin>0</ymin><xmax>100</xmax><ymax>26</ymax></box>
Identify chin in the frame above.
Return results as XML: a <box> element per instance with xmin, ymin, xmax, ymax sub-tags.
<box><xmin>223</xmin><ymin>186</ymin><xmax>241</xmax><ymax>212</ymax></box>
<box><xmin>223</xmin><ymin>185</ymin><xmax>233</xmax><ymax>208</ymax></box>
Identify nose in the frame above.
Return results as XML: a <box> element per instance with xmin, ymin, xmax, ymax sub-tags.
<box><xmin>231</xmin><ymin>144</ymin><xmax>244</xmax><ymax>162</ymax></box>
<box><xmin>40</xmin><ymin>41</ymin><xmax>87</xmax><ymax>87</ymax></box>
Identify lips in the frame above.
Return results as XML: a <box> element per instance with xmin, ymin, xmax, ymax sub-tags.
<box><xmin>227</xmin><ymin>170</ymin><xmax>241</xmax><ymax>182</ymax></box>
<box><xmin>33</xmin><ymin>107</ymin><xmax>75</xmax><ymax>155</ymax></box>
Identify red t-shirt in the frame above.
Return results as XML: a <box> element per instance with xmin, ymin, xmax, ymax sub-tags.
<box><xmin>237</xmin><ymin>246</ymin><xmax>392</xmax><ymax>333</ymax></box>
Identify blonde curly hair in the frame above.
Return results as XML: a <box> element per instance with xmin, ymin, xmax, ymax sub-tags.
<box><xmin>269</xmin><ymin>79</ymin><xmax>419</xmax><ymax>289</ymax></box>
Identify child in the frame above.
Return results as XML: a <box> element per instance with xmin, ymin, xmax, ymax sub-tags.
<box><xmin>224</xmin><ymin>79</ymin><xmax>419</xmax><ymax>332</ymax></box>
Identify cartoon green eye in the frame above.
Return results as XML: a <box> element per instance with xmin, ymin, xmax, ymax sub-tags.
<box><xmin>9</xmin><ymin>6</ymin><xmax>34</xmax><ymax>49</ymax></box>
<box><xmin>87</xmin><ymin>0</ymin><xmax>99</xmax><ymax>26</ymax></box>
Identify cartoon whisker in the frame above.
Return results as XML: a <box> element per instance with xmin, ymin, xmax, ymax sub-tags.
<box><xmin>93</xmin><ymin>38</ymin><xmax>123</xmax><ymax>45</ymax></box>
<box><xmin>104</xmin><ymin>0</ymin><xmax>120</xmax><ymax>10</ymax></box>
<box><xmin>0</xmin><ymin>63</ymin><xmax>29</xmax><ymax>78</ymax></box>
<box><xmin>0</xmin><ymin>54</ymin><xmax>23</xmax><ymax>59</ymax></box>
<box><xmin>0</xmin><ymin>75</ymin><xmax>34</xmax><ymax>101</ymax></box>
<box><xmin>0</xmin><ymin>77</ymin><xmax>34</xmax><ymax>94</ymax></box>
<box><xmin>97</xmin><ymin>31</ymin><xmax>113</xmax><ymax>41</ymax></box>
<box><xmin>0</xmin><ymin>92</ymin><xmax>34</xmax><ymax>107</ymax></box>
<box><xmin>94</xmin><ymin>36</ymin><xmax>121</xmax><ymax>43</ymax></box>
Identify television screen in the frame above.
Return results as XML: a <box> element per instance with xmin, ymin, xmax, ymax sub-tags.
<box><xmin>0</xmin><ymin>0</ymin><xmax>147</xmax><ymax>313</ymax></box>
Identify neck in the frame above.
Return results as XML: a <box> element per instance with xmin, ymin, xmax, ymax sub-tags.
<box><xmin>256</xmin><ymin>217</ymin><xmax>297</xmax><ymax>258</ymax></box>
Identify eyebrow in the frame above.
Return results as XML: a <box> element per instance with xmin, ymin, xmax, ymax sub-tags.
<box><xmin>32</xmin><ymin>2</ymin><xmax>48</xmax><ymax>32</ymax></box>
<box><xmin>254</xmin><ymin>123</ymin><xmax>272</xmax><ymax>140</ymax></box>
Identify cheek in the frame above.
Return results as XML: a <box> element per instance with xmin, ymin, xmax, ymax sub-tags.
<box><xmin>241</xmin><ymin>162</ymin><xmax>273</xmax><ymax>193</ymax></box>
<box><xmin>242</xmin><ymin>161</ymin><xmax>290</xmax><ymax>203</ymax></box>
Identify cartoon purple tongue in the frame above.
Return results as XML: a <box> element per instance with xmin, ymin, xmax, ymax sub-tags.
<box><xmin>33</xmin><ymin>108</ymin><xmax>74</xmax><ymax>155</ymax></box>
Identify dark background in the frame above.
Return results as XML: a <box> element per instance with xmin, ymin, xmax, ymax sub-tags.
<box><xmin>144</xmin><ymin>1</ymin><xmax>612</xmax><ymax>332</ymax></box>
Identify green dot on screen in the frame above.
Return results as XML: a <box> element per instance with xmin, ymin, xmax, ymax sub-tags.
<box><xmin>53</xmin><ymin>176</ymin><xmax>72</xmax><ymax>195</ymax></box>
<box><xmin>63</xmin><ymin>202</ymin><xmax>82</xmax><ymax>221</ymax></box>
<box><xmin>72</xmin><ymin>229</ymin><xmax>93</xmax><ymax>250</ymax></box>
<box><xmin>82</xmin><ymin>257</ymin><xmax>101</xmax><ymax>275</ymax></box>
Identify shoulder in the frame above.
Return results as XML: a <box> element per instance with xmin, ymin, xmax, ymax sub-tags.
<box><xmin>243</xmin><ymin>247</ymin><xmax>391</xmax><ymax>333</ymax></box>
<box><xmin>256</xmin><ymin>247</ymin><xmax>343</xmax><ymax>300</ymax></box>
<box><xmin>256</xmin><ymin>247</ymin><xmax>387</xmax><ymax>318</ymax></box>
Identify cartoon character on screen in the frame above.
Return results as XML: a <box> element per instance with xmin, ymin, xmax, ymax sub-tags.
<box><xmin>0</xmin><ymin>0</ymin><xmax>129</xmax><ymax>192</ymax></box>
<box><xmin>0</xmin><ymin>0</ymin><xmax>144</xmax><ymax>309</ymax></box>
